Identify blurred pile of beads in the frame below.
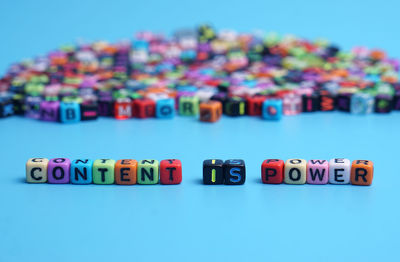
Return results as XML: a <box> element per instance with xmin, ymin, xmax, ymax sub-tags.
<box><xmin>1</xmin><ymin>24</ymin><xmax>399</xmax><ymax>123</ymax></box>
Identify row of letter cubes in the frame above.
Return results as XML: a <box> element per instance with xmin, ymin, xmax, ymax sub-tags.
<box><xmin>203</xmin><ymin>159</ymin><xmax>373</xmax><ymax>186</ymax></box>
<box><xmin>26</xmin><ymin>158</ymin><xmax>182</xmax><ymax>184</ymax></box>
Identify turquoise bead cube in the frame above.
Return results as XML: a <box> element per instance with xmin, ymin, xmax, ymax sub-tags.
<box><xmin>262</xmin><ymin>99</ymin><xmax>283</xmax><ymax>120</ymax></box>
<box><xmin>60</xmin><ymin>102</ymin><xmax>81</xmax><ymax>123</ymax></box>
<box><xmin>350</xmin><ymin>93</ymin><xmax>374</xmax><ymax>114</ymax></box>
<box><xmin>70</xmin><ymin>159</ymin><xmax>93</xmax><ymax>184</ymax></box>
<box><xmin>156</xmin><ymin>98</ymin><xmax>175</xmax><ymax>119</ymax></box>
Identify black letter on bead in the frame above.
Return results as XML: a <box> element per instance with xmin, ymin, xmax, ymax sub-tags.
<box><xmin>355</xmin><ymin>168</ymin><xmax>367</xmax><ymax>182</ymax></box>
<box><xmin>264</xmin><ymin>168</ymin><xmax>277</xmax><ymax>181</ymax></box>
<box><xmin>31</xmin><ymin>167</ymin><xmax>42</xmax><ymax>180</ymax></box>
<box><xmin>74</xmin><ymin>167</ymin><xmax>87</xmax><ymax>181</ymax></box>
<box><xmin>98</xmin><ymin>168</ymin><xmax>108</xmax><ymax>182</ymax></box>
<box><xmin>53</xmin><ymin>166</ymin><xmax>65</xmax><ymax>180</ymax></box>
<box><xmin>166</xmin><ymin>167</ymin><xmax>176</xmax><ymax>181</ymax></box>
<box><xmin>334</xmin><ymin>168</ymin><xmax>345</xmax><ymax>182</ymax></box>
<box><xmin>141</xmin><ymin>168</ymin><xmax>154</xmax><ymax>181</ymax></box>
<box><xmin>289</xmin><ymin>168</ymin><xmax>301</xmax><ymax>181</ymax></box>
<box><xmin>120</xmin><ymin>168</ymin><xmax>130</xmax><ymax>182</ymax></box>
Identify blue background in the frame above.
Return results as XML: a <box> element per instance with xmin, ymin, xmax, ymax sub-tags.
<box><xmin>1</xmin><ymin>0</ymin><xmax>399</xmax><ymax>261</ymax></box>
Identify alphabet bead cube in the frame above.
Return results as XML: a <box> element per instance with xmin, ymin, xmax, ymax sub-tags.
<box><xmin>80</xmin><ymin>102</ymin><xmax>98</xmax><ymax>121</ymax></box>
<box><xmin>160</xmin><ymin>159</ymin><xmax>182</xmax><ymax>184</ymax></box>
<box><xmin>374</xmin><ymin>94</ymin><xmax>393</xmax><ymax>113</ymax></box>
<box><xmin>282</xmin><ymin>93</ymin><xmax>302</xmax><ymax>115</ymax></box>
<box><xmin>137</xmin><ymin>159</ymin><xmax>159</xmax><ymax>184</ymax></box>
<box><xmin>93</xmin><ymin>159</ymin><xmax>115</xmax><ymax>184</ymax></box>
<box><xmin>40</xmin><ymin>101</ymin><xmax>60</xmax><ymax>121</ymax></box>
<box><xmin>114</xmin><ymin>98</ymin><xmax>132</xmax><ymax>120</ymax></box>
<box><xmin>179</xmin><ymin>96</ymin><xmax>199</xmax><ymax>116</ymax></box>
<box><xmin>306</xmin><ymin>160</ymin><xmax>329</xmax><ymax>184</ymax></box>
<box><xmin>319</xmin><ymin>91</ymin><xmax>336</xmax><ymax>111</ymax></box>
<box><xmin>199</xmin><ymin>101</ymin><xmax>222</xmax><ymax>122</ymax></box>
<box><xmin>26</xmin><ymin>158</ymin><xmax>49</xmax><ymax>183</ymax></box>
<box><xmin>0</xmin><ymin>98</ymin><xmax>14</xmax><ymax>117</ymax></box>
<box><xmin>223</xmin><ymin>159</ymin><xmax>246</xmax><ymax>185</ymax></box>
<box><xmin>224</xmin><ymin>97</ymin><xmax>246</xmax><ymax>116</ymax></box>
<box><xmin>262</xmin><ymin>99</ymin><xmax>283</xmax><ymax>120</ymax></box>
<box><xmin>98</xmin><ymin>96</ymin><xmax>114</xmax><ymax>116</ymax></box>
<box><xmin>156</xmin><ymin>98</ymin><xmax>175</xmax><ymax>119</ymax></box>
<box><xmin>351</xmin><ymin>160</ymin><xmax>374</xmax><ymax>186</ymax></box>
<box><xmin>60</xmin><ymin>102</ymin><xmax>81</xmax><ymax>123</ymax></box>
<box><xmin>336</xmin><ymin>93</ymin><xmax>352</xmax><ymax>112</ymax></box>
<box><xmin>48</xmin><ymin>158</ymin><xmax>71</xmax><ymax>184</ymax></box>
<box><xmin>329</xmin><ymin>158</ymin><xmax>350</xmax><ymax>184</ymax></box>
<box><xmin>261</xmin><ymin>159</ymin><xmax>284</xmax><ymax>184</ymax></box>
<box><xmin>246</xmin><ymin>96</ymin><xmax>266</xmax><ymax>116</ymax></box>
<box><xmin>70</xmin><ymin>159</ymin><xmax>93</xmax><ymax>184</ymax></box>
<box><xmin>115</xmin><ymin>159</ymin><xmax>137</xmax><ymax>185</ymax></box>
<box><xmin>203</xmin><ymin>159</ymin><xmax>224</xmax><ymax>184</ymax></box>
<box><xmin>284</xmin><ymin>159</ymin><xmax>306</xmax><ymax>184</ymax></box>
<box><xmin>302</xmin><ymin>94</ymin><xmax>319</xmax><ymax>112</ymax></box>
<box><xmin>351</xmin><ymin>93</ymin><xmax>374</xmax><ymax>114</ymax></box>
<box><xmin>132</xmin><ymin>98</ymin><xmax>156</xmax><ymax>118</ymax></box>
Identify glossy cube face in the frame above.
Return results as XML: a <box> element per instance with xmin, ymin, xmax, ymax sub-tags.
<box><xmin>48</xmin><ymin>158</ymin><xmax>71</xmax><ymax>184</ymax></box>
<box><xmin>284</xmin><ymin>159</ymin><xmax>306</xmax><ymax>184</ymax></box>
<box><xmin>319</xmin><ymin>92</ymin><xmax>336</xmax><ymax>111</ymax></box>
<box><xmin>336</xmin><ymin>94</ymin><xmax>352</xmax><ymax>112</ymax></box>
<box><xmin>351</xmin><ymin>160</ymin><xmax>374</xmax><ymax>186</ymax></box>
<box><xmin>302</xmin><ymin>94</ymin><xmax>320</xmax><ymax>112</ymax></box>
<box><xmin>26</xmin><ymin>158</ymin><xmax>49</xmax><ymax>183</ymax></box>
<box><xmin>114</xmin><ymin>98</ymin><xmax>132</xmax><ymax>120</ymax></box>
<box><xmin>329</xmin><ymin>158</ymin><xmax>350</xmax><ymax>184</ymax></box>
<box><xmin>156</xmin><ymin>98</ymin><xmax>175</xmax><ymax>119</ymax></box>
<box><xmin>70</xmin><ymin>159</ymin><xmax>93</xmax><ymax>184</ymax></box>
<box><xmin>115</xmin><ymin>159</ymin><xmax>137</xmax><ymax>185</ymax></box>
<box><xmin>80</xmin><ymin>102</ymin><xmax>98</xmax><ymax>121</ymax></box>
<box><xmin>261</xmin><ymin>159</ymin><xmax>284</xmax><ymax>184</ymax></box>
<box><xmin>224</xmin><ymin>97</ymin><xmax>246</xmax><ymax>116</ymax></box>
<box><xmin>351</xmin><ymin>93</ymin><xmax>374</xmax><ymax>114</ymax></box>
<box><xmin>40</xmin><ymin>101</ymin><xmax>60</xmax><ymax>121</ymax></box>
<box><xmin>246</xmin><ymin>96</ymin><xmax>266</xmax><ymax>116</ymax></box>
<box><xmin>223</xmin><ymin>159</ymin><xmax>246</xmax><ymax>185</ymax></box>
<box><xmin>137</xmin><ymin>160</ymin><xmax>159</xmax><ymax>184</ymax></box>
<box><xmin>179</xmin><ymin>96</ymin><xmax>199</xmax><ymax>116</ymax></box>
<box><xmin>133</xmin><ymin>99</ymin><xmax>156</xmax><ymax>118</ymax></box>
<box><xmin>374</xmin><ymin>95</ymin><xmax>393</xmax><ymax>113</ymax></box>
<box><xmin>60</xmin><ymin>102</ymin><xmax>81</xmax><ymax>123</ymax></box>
<box><xmin>93</xmin><ymin>159</ymin><xmax>115</xmax><ymax>184</ymax></box>
<box><xmin>199</xmin><ymin>101</ymin><xmax>222</xmax><ymax>122</ymax></box>
<box><xmin>160</xmin><ymin>159</ymin><xmax>182</xmax><ymax>185</ymax></box>
<box><xmin>262</xmin><ymin>99</ymin><xmax>283</xmax><ymax>120</ymax></box>
<box><xmin>282</xmin><ymin>94</ymin><xmax>302</xmax><ymax>115</ymax></box>
<box><xmin>306</xmin><ymin>160</ymin><xmax>329</xmax><ymax>184</ymax></box>
<box><xmin>203</xmin><ymin>159</ymin><xmax>224</xmax><ymax>185</ymax></box>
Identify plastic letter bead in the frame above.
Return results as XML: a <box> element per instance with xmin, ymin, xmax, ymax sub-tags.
<box><xmin>306</xmin><ymin>160</ymin><xmax>329</xmax><ymax>184</ymax></box>
<box><xmin>26</xmin><ymin>158</ymin><xmax>49</xmax><ymax>183</ymax></box>
<box><xmin>160</xmin><ymin>159</ymin><xmax>182</xmax><ymax>184</ymax></box>
<box><xmin>302</xmin><ymin>94</ymin><xmax>319</xmax><ymax>112</ymax></box>
<box><xmin>59</xmin><ymin>102</ymin><xmax>81</xmax><ymax>123</ymax></box>
<box><xmin>282</xmin><ymin>94</ymin><xmax>302</xmax><ymax>115</ymax></box>
<box><xmin>80</xmin><ymin>102</ymin><xmax>98</xmax><ymax>121</ymax></box>
<box><xmin>262</xmin><ymin>99</ymin><xmax>283</xmax><ymax>120</ymax></box>
<box><xmin>132</xmin><ymin>98</ymin><xmax>155</xmax><ymax>118</ymax></box>
<box><xmin>224</xmin><ymin>97</ymin><xmax>246</xmax><ymax>117</ymax></box>
<box><xmin>39</xmin><ymin>101</ymin><xmax>60</xmax><ymax>122</ymax></box>
<box><xmin>199</xmin><ymin>101</ymin><xmax>222</xmax><ymax>122</ymax></box>
<box><xmin>115</xmin><ymin>159</ymin><xmax>137</xmax><ymax>185</ymax></box>
<box><xmin>374</xmin><ymin>94</ymin><xmax>393</xmax><ymax>113</ymax></box>
<box><xmin>328</xmin><ymin>158</ymin><xmax>350</xmax><ymax>184</ymax></box>
<box><xmin>261</xmin><ymin>159</ymin><xmax>284</xmax><ymax>184</ymax></box>
<box><xmin>93</xmin><ymin>159</ymin><xmax>116</xmax><ymax>184</ymax></box>
<box><xmin>247</xmin><ymin>96</ymin><xmax>266</xmax><ymax>116</ymax></box>
<box><xmin>137</xmin><ymin>159</ymin><xmax>159</xmax><ymax>184</ymax></box>
<box><xmin>156</xmin><ymin>98</ymin><xmax>175</xmax><ymax>119</ymax></box>
<box><xmin>351</xmin><ymin>160</ymin><xmax>374</xmax><ymax>186</ymax></box>
<box><xmin>70</xmin><ymin>159</ymin><xmax>93</xmax><ymax>184</ymax></box>
<box><xmin>114</xmin><ymin>98</ymin><xmax>132</xmax><ymax>120</ymax></box>
<box><xmin>223</xmin><ymin>159</ymin><xmax>246</xmax><ymax>185</ymax></box>
<box><xmin>350</xmin><ymin>93</ymin><xmax>374</xmax><ymax>114</ymax></box>
<box><xmin>48</xmin><ymin>158</ymin><xmax>71</xmax><ymax>184</ymax></box>
<box><xmin>284</xmin><ymin>159</ymin><xmax>306</xmax><ymax>184</ymax></box>
<box><xmin>203</xmin><ymin>159</ymin><xmax>224</xmax><ymax>185</ymax></box>
<box><xmin>179</xmin><ymin>96</ymin><xmax>199</xmax><ymax>116</ymax></box>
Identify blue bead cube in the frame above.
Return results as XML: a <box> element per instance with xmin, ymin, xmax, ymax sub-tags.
<box><xmin>156</xmin><ymin>98</ymin><xmax>175</xmax><ymax>119</ymax></box>
<box><xmin>262</xmin><ymin>99</ymin><xmax>283</xmax><ymax>120</ymax></box>
<box><xmin>350</xmin><ymin>93</ymin><xmax>374</xmax><ymax>114</ymax></box>
<box><xmin>70</xmin><ymin>159</ymin><xmax>93</xmax><ymax>184</ymax></box>
<box><xmin>60</xmin><ymin>102</ymin><xmax>81</xmax><ymax>123</ymax></box>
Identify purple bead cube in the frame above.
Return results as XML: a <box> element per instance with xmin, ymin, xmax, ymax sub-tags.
<box><xmin>40</xmin><ymin>101</ymin><xmax>60</xmax><ymax>121</ymax></box>
<box><xmin>48</xmin><ymin>158</ymin><xmax>71</xmax><ymax>184</ymax></box>
<box><xmin>307</xmin><ymin>160</ymin><xmax>329</xmax><ymax>185</ymax></box>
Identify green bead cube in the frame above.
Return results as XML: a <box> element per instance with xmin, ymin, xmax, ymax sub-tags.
<box><xmin>93</xmin><ymin>159</ymin><xmax>116</xmax><ymax>184</ymax></box>
<box><xmin>137</xmin><ymin>160</ymin><xmax>159</xmax><ymax>184</ymax></box>
<box><xmin>179</xmin><ymin>96</ymin><xmax>199</xmax><ymax>116</ymax></box>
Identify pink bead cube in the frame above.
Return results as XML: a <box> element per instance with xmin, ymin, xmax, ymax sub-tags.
<box><xmin>307</xmin><ymin>160</ymin><xmax>329</xmax><ymax>184</ymax></box>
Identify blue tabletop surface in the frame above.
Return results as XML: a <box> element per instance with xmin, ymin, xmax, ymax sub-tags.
<box><xmin>1</xmin><ymin>1</ymin><xmax>400</xmax><ymax>261</ymax></box>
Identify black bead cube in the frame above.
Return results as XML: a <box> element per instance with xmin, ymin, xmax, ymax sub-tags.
<box><xmin>223</xmin><ymin>159</ymin><xmax>246</xmax><ymax>185</ymax></box>
<box><xmin>203</xmin><ymin>159</ymin><xmax>224</xmax><ymax>185</ymax></box>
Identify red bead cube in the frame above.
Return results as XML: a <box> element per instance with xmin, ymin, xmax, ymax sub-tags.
<box><xmin>132</xmin><ymin>98</ymin><xmax>156</xmax><ymax>118</ymax></box>
<box><xmin>160</xmin><ymin>159</ymin><xmax>182</xmax><ymax>185</ymax></box>
<box><xmin>261</xmin><ymin>159</ymin><xmax>284</xmax><ymax>184</ymax></box>
<box><xmin>247</xmin><ymin>96</ymin><xmax>266</xmax><ymax>116</ymax></box>
<box><xmin>114</xmin><ymin>98</ymin><xmax>132</xmax><ymax>120</ymax></box>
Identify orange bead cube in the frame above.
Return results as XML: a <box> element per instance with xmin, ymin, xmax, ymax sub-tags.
<box><xmin>351</xmin><ymin>160</ymin><xmax>373</xmax><ymax>186</ymax></box>
<box><xmin>199</xmin><ymin>101</ymin><xmax>222</xmax><ymax>122</ymax></box>
<box><xmin>115</xmin><ymin>159</ymin><xmax>138</xmax><ymax>185</ymax></box>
